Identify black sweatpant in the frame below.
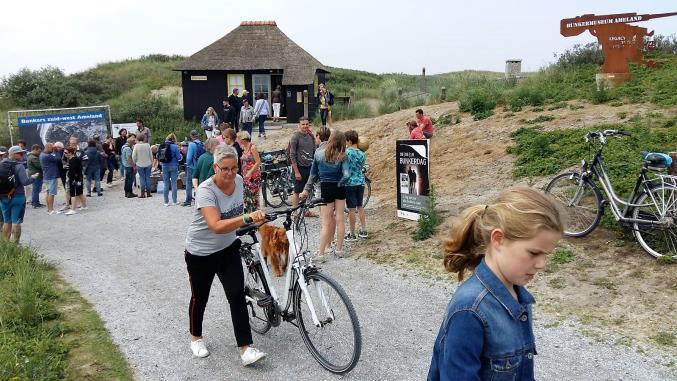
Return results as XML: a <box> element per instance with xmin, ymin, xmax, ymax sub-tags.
<box><xmin>184</xmin><ymin>240</ymin><xmax>253</xmax><ymax>347</ymax></box>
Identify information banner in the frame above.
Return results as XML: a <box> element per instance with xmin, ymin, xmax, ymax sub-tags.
<box><xmin>111</xmin><ymin>123</ymin><xmax>138</xmax><ymax>139</ymax></box>
<box><xmin>17</xmin><ymin>111</ymin><xmax>107</xmax><ymax>148</ymax></box>
<box><xmin>396</xmin><ymin>139</ymin><xmax>430</xmax><ymax>220</ymax></box>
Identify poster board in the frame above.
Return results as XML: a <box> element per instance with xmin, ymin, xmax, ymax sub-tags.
<box><xmin>111</xmin><ymin>123</ymin><xmax>138</xmax><ymax>138</ymax></box>
<box><xmin>396</xmin><ymin>139</ymin><xmax>430</xmax><ymax>220</ymax></box>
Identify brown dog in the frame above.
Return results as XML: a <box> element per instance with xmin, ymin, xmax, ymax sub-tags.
<box><xmin>259</xmin><ymin>224</ymin><xmax>289</xmax><ymax>277</ymax></box>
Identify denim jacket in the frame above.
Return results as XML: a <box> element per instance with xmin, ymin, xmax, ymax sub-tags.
<box><xmin>428</xmin><ymin>258</ymin><xmax>537</xmax><ymax>381</ymax></box>
<box><xmin>304</xmin><ymin>148</ymin><xmax>350</xmax><ymax>194</ymax></box>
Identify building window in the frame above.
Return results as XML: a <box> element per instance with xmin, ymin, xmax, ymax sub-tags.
<box><xmin>227</xmin><ymin>74</ymin><xmax>245</xmax><ymax>95</ymax></box>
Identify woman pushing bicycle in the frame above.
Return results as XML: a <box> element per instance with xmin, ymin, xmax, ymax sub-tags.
<box><xmin>183</xmin><ymin>144</ymin><xmax>268</xmax><ymax>365</ymax></box>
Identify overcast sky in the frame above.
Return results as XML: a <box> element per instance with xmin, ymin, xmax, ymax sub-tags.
<box><xmin>1</xmin><ymin>0</ymin><xmax>675</xmax><ymax>77</ymax></box>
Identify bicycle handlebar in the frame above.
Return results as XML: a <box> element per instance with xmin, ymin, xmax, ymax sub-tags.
<box><xmin>235</xmin><ymin>198</ymin><xmax>326</xmax><ymax>237</ymax></box>
<box><xmin>584</xmin><ymin>129</ymin><xmax>631</xmax><ymax>144</ymax></box>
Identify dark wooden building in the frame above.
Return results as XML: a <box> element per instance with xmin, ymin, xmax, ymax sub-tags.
<box><xmin>175</xmin><ymin>21</ymin><xmax>329</xmax><ymax>123</ymax></box>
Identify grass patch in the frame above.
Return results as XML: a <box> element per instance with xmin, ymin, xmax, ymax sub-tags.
<box><xmin>520</xmin><ymin>115</ymin><xmax>555</xmax><ymax>124</ymax></box>
<box><xmin>412</xmin><ymin>186</ymin><xmax>442</xmax><ymax>241</ymax></box>
<box><xmin>652</xmin><ymin>331</ymin><xmax>676</xmax><ymax>347</ymax></box>
<box><xmin>551</xmin><ymin>248</ymin><xmax>576</xmax><ymax>264</ymax></box>
<box><xmin>0</xmin><ymin>241</ymin><xmax>132</xmax><ymax>380</ymax></box>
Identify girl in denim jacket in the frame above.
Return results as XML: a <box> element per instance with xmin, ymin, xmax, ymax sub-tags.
<box><xmin>428</xmin><ymin>187</ymin><xmax>563</xmax><ymax>381</ymax></box>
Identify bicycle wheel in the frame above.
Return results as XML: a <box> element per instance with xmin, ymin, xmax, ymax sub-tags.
<box><xmin>632</xmin><ymin>184</ymin><xmax>677</xmax><ymax>259</ymax></box>
<box><xmin>294</xmin><ymin>271</ymin><xmax>361</xmax><ymax>374</ymax></box>
<box><xmin>545</xmin><ymin>172</ymin><xmax>603</xmax><ymax>237</ymax></box>
<box><xmin>243</xmin><ymin>262</ymin><xmax>272</xmax><ymax>334</ymax></box>
<box><xmin>263</xmin><ymin>173</ymin><xmax>284</xmax><ymax>208</ymax></box>
<box><xmin>279</xmin><ymin>170</ymin><xmax>293</xmax><ymax>206</ymax></box>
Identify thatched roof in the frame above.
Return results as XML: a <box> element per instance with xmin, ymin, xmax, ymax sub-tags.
<box><xmin>175</xmin><ymin>21</ymin><xmax>328</xmax><ymax>85</ymax></box>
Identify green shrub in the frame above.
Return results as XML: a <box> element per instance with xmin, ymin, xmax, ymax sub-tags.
<box><xmin>412</xmin><ymin>187</ymin><xmax>441</xmax><ymax>241</ymax></box>
<box><xmin>555</xmin><ymin>42</ymin><xmax>604</xmax><ymax>68</ymax></box>
<box><xmin>0</xmin><ymin>241</ymin><xmax>68</xmax><ymax>380</ymax></box>
<box><xmin>521</xmin><ymin>115</ymin><xmax>555</xmax><ymax>124</ymax></box>
<box><xmin>329</xmin><ymin>100</ymin><xmax>373</xmax><ymax>121</ymax></box>
<box><xmin>551</xmin><ymin>248</ymin><xmax>576</xmax><ymax>264</ymax></box>
<box><xmin>459</xmin><ymin>87</ymin><xmax>497</xmax><ymax>119</ymax></box>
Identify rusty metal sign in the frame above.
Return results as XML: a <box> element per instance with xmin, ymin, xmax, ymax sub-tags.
<box><xmin>560</xmin><ymin>12</ymin><xmax>677</xmax><ymax>74</ymax></box>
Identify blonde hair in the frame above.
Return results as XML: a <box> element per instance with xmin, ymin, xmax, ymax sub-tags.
<box><xmin>166</xmin><ymin>133</ymin><xmax>177</xmax><ymax>142</ymax></box>
<box><xmin>204</xmin><ymin>138</ymin><xmax>219</xmax><ymax>153</ymax></box>
<box><xmin>219</xmin><ymin>122</ymin><xmax>230</xmax><ymax>131</ymax></box>
<box><xmin>324</xmin><ymin>130</ymin><xmax>346</xmax><ymax>163</ymax></box>
<box><xmin>443</xmin><ymin>187</ymin><xmax>564</xmax><ymax>280</ymax></box>
<box><xmin>237</xmin><ymin>131</ymin><xmax>251</xmax><ymax>141</ymax></box>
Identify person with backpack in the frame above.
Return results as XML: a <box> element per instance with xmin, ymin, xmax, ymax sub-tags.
<box><xmin>132</xmin><ymin>134</ymin><xmax>154</xmax><ymax>198</ymax></box>
<box><xmin>183</xmin><ymin>130</ymin><xmax>205</xmax><ymax>207</ymax></box>
<box><xmin>317</xmin><ymin>83</ymin><xmax>334</xmax><ymax>127</ymax></box>
<box><xmin>0</xmin><ymin>146</ymin><xmax>39</xmax><ymax>243</ymax></box>
<box><xmin>158</xmin><ymin>133</ymin><xmax>183</xmax><ymax>206</ymax></box>
<box><xmin>84</xmin><ymin>140</ymin><xmax>102</xmax><ymax>197</ymax></box>
<box><xmin>27</xmin><ymin>144</ymin><xmax>44</xmax><ymax>209</ymax></box>
<box><xmin>121</xmin><ymin>137</ymin><xmax>138</xmax><ymax>198</ymax></box>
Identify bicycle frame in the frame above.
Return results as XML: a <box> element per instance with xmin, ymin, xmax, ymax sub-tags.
<box><xmin>582</xmin><ymin>148</ymin><xmax>666</xmax><ymax>225</ymax></box>
<box><xmin>244</xmin><ymin>221</ymin><xmax>333</xmax><ymax>328</ymax></box>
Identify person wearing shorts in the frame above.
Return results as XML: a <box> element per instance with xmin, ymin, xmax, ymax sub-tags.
<box><xmin>300</xmin><ymin>130</ymin><xmax>350</xmax><ymax>261</ymax></box>
<box><xmin>343</xmin><ymin>130</ymin><xmax>368</xmax><ymax>241</ymax></box>
<box><xmin>289</xmin><ymin>117</ymin><xmax>316</xmax><ymax>212</ymax></box>
<box><xmin>0</xmin><ymin>146</ymin><xmax>37</xmax><ymax>243</ymax></box>
<box><xmin>64</xmin><ymin>147</ymin><xmax>87</xmax><ymax>215</ymax></box>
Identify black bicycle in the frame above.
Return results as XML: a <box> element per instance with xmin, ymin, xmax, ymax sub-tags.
<box><xmin>545</xmin><ymin>129</ymin><xmax>676</xmax><ymax>259</ymax></box>
<box><xmin>238</xmin><ymin>199</ymin><xmax>362</xmax><ymax>374</ymax></box>
<box><xmin>261</xmin><ymin>150</ymin><xmax>294</xmax><ymax>208</ymax></box>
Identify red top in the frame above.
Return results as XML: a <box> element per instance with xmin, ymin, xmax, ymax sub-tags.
<box><xmin>417</xmin><ymin>116</ymin><xmax>433</xmax><ymax>136</ymax></box>
<box><xmin>410</xmin><ymin>127</ymin><xmax>425</xmax><ymax>140</ymax></box>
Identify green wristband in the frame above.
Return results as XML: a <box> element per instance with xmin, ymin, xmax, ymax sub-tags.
<box><xmin>243</xmin><ymin>214</ymin><xmax>252</xmax><ymax>224</ymax></box>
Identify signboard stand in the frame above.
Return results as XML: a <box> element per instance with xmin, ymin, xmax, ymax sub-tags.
<box><xmin>396</xmin><ymin>139</ymin><xmax>430</xmax><ymax>221</ymax></box>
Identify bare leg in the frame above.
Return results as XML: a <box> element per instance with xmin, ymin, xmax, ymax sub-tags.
<box><xmin>46</xmin><ymin>194</ymin><xmax>54</xmax><ymax>212</ymax></box>
<box><xmin>2</xmin><ymin>224</ymin><xmax>12</xmax><ymax>240</ymax></box>
<box><xmin>79</xmin><ymin>195</ymin><xmax>87</xmax><ymax>207</ymax></box>
<box><xmin>358</xmin><ymin>207</ymin><xmax>367</xmax><ymax>231</ymax></box>
<box><xmin>335</xmin><ymin>199</ymin><xmax>346</xmax><ymax>251</ymax></box>
<box><xmin>318</xmin><ymin>204</ymin><xmax>334</xmax><ymax>256</ymax></box>
<box><xmin>348</xmin><ymin>209</ymin><xmax>356</xmax><ymax>235</ymax></box>
<box><xmin>70</xmin><ymin>196</ymin><xmax>78</xmax><ymax>211</ymax></box>
<box><xmin>11</xmin><ymin>225</ymin><xmax>21</xmax><ymax>244</ymax></box>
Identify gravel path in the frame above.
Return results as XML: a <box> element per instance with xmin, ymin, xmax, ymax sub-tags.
<box><xmin>22</xmin><ymin>183</ymin><xmax>676</xmax><ymax>381</ymax></box>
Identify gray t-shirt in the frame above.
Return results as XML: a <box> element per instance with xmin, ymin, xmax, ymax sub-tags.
<box><xmin>290</xmin><ymin>131</ymin><xmax>315</xmax><ymax>167</ymax></box>
<box><xmin>185</xmin><ymin>176</ymin><xmax>244</xmax><ymax>255</ymax></box>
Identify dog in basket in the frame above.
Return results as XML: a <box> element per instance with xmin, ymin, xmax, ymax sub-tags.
<box><xmin>259</xmin><ymin>224</ymin><xmax>289</xmax><ymax>277</ymax></box>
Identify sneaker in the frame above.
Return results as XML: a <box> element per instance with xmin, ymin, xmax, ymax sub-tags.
<box><xmin>86</xmin><ymin>193</ymin><xmax>92</xmax><ymax>197</ymax></box>
<box><xmin>358</xmin><ymin>229</ymin><xmax>369</xmax><ymax>239</ymax></box>
<box><xmin>182</xmin><ymin>201</ymin><xmax>191</xmax><ymax>207</ymax></box>
<box><xmin>313</xmin><ymin>253</ymin><xmax>327</xmax><ymax>263</ymax></box>
<box><xmin>241</xmin><ymin>347</ymin><xmax>266</xmax><ymax>366</ymax></box>
<box><xmin>344</xmin><ymin>233</ymin><xmax>358</xmax><ymax>242</ymax></box>
<box><xmin>48</xmin><ymin>210</ymin><xmax>61</xmax><ymax>215</ymax></box>
<box><xmin>65</xmin><ymin>210</ymin><xmax>76</xmax><ymax>215</ymax></box>
<box><xmin>190</xmin><ymin>339</ymin><xmax>210</xmax><ymax>358</ymax></box>
<box><xmin>164</xmin><ymin>202</ymin><xmax>172</xmax><ymax>207</ymax></box>
<box><xmin>78</xmin><ymin>206</ymin><xmax>88</xmax><ymax>210</ymax></box>
<box><xmin>97</xmin><ymin>192</ymin><xmax>103</xmax><ymax>197</ymax></box>
<box><xmin>334</xmin><ymin>249</ymin><xmax>345</xmax><ymax>258</ymax></box>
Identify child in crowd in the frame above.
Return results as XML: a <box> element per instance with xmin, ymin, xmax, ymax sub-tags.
<box><xmin>343</xmin><ymin>130</ymin><xmax>368</xmax><ymax>241</ymax></box>
<box><xmin>408</xmin><ymin>121</ymin><xmax>424</xmax><ymax>140</ymax></box>
<box><xmin>428</xmin><ymin>187</ymin><xmax>563</xmax><ymax>381</ymax></box>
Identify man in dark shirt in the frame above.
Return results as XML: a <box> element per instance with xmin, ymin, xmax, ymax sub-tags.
<box><xmin>289</xmin><ymin>117</ymin><xmax>316</xmax><ymax>210</ymax></box>
<box><xmin>1</xmin><ymin>146</ymin><xmax>38</xmax><ymax>243</ymax></box>
<box><xmin>228</xmin><ymin>89</ymin><xmax>242</xmax><ymax>131</ymax></box>
<box><xmin>272</xmin><ymin>85</ymin><xmax>282</xmax><ymax>122</ymax></box>
<box><xmin>221</xmin><ymin>99</ymin><xmax>236</xmax><ymax>132</ymax></box>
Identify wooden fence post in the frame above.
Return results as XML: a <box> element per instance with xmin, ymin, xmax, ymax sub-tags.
<box><xmin>349</xmin><ymin>89</ymin><xmax>355</xmax><ymax>106</ymax></box>
<box><xmin>441</xmin><ymin>87</ymin><xmax>447</xmax><ymax>101</ymax></box>
<box><xmin>397</xmin><ymin>88</ymin><xmax>403</xmax><ymax>110</ymax></box>
<box><xmin>303</xmin><ymin>90</ymin><xmax>309</xmax><ymax>118</ymax></box>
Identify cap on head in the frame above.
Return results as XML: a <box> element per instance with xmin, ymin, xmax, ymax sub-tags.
<box><xmin>190</xmin><ymin>130</ymin><xmax>199</xmax><ymax>137</ymax></box>
<box><xmin>8</xmin><ymin>146</ymin><xmax>26</xmax><ymax>155</ymax></box>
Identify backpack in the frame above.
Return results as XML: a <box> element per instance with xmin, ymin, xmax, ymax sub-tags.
<box><xmin>0</xmin><ymin>161</ymin><xmax>17</xmax><ymax>198</ymax></box>
<box><xmin>157</xmin><ymin>143</ymin><xmax>173</xmax><ymax>163</ymax></box>
<box><xmin>192</xmin><ymin>141</ymin><xmax>205</xmax><ymax>164</ymax></box>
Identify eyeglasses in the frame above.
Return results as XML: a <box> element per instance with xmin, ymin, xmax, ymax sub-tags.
<box><xmin>215</xmin><ymin>163</ymin><xmax>238</xmax><ymax>173</ymax></box>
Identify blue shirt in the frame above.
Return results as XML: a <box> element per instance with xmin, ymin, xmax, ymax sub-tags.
<box><xmin>428</xmin><ymin>258</ymin><xmax>537</xmax><ymax>381</ymax></box>
<box><xmin>121</xmin><ymin>145</ymin><xmax>133</xmax><ymax>168</ymax></box>
<box><xmin>345</xmin><ymin>147</ymin><xmax>365</xmax><ymax>186</ymax></box>
<box><xmin>39</xmin><ymin>152</ymin><xmax>60</xmax><ymax>180</ymax></box>
<box><xmin>186</xmin><ymin>139</ymin><xmax>203</xmax><ymax>169</ymax></box>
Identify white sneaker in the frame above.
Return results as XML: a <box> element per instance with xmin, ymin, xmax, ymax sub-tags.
<box><xmin>190</xmin><ymin>339</ymin><xmax>210</xmax><ymax>358</ymax></box>
<box><xmin>164</xmin><ymin>202</ymin><xmax>171</xmax><ymax>207</ymax></box>
<box><xmin>65</xmin><ymin>210</ymin><xmax>76</xmax><ymax>215</ymax></box>
<box><xmin>78</xmin><ymin>206</ymin><xmax>88</xmax><ymax>211</ymax></box>
<box><xmin>48</xmin><ymin>210</ymin><xmax>61</xmax><ymax>215</ymax></box>
<box><xmin>241</xmin><ymin>347</ymin><xmax>266</xmax><ymax>366</ymax></box>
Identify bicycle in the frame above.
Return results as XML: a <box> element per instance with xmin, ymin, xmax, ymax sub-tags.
<box><xmin>544</xmin><ymin>129</ymin><xmax>676</xmax><ymax>259</ymax></box>
<box><xmin>261</xmin><ymin>150</ymin><xmax>294</xmax><ymax>208</ymax></box>
<box><xmin>237</xmin><ymin>198</ymin><xmax>362</xmax><ymax>374</ymax></box>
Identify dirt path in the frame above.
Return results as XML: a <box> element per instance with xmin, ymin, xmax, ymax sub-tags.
<box><xmin>20</xmin><ymin>180</ymin><xmax>676</xmax><ymax>380</ymax></box>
